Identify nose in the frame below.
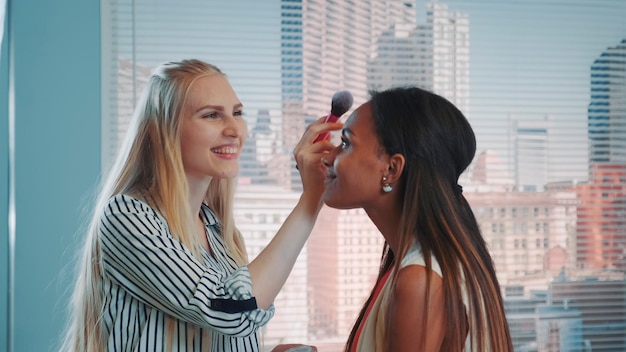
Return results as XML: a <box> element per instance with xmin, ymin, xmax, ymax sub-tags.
<box><xmin>223</xmin><ymin>115</ymin><xmax>246</xmax><ymax>138</ymax></box>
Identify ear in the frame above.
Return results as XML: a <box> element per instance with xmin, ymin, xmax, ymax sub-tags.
<box><xmin>385</xmin><ymin>153</ymin><xmax>405</xmax><ymax>184</ymax></box>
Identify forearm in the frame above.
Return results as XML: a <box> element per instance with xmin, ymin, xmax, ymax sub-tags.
<box><xmin>248</xmin><ymin>115</ymin><xmax>342</xmax><ymax>309</ymax></box>
<box><xmin>247</xmin><ymin>191</ymin><xmax>322</xmax><ymax>309</ymax></box>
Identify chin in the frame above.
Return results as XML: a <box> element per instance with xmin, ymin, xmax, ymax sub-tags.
<box><xmin>323</xmin><ymin>194</ymin><xmax>352</xmax><ymax>210</ymax></box>
<box><xmin>209</xmin><ymin>174</ymin><xmax>238</xmax><ymax>180</ymax></box>
<box><xmin>217</xmin><ymin>168</ymin><xmax>240</xmax><ymax>179</ymax></box>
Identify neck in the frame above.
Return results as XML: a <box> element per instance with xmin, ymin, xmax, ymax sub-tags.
<box><xmin>365</xmin><ymin>200</ymin><xmax>402</xmax><ymax>255</ymax></box>
<box><xmin>186</xmin><ymin>175</ymin><xmax>211</xmax><ymax>213</ymax></box>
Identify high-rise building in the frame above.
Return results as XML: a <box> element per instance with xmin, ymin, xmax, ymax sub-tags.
<box><xmin>576</xmin><ymin>164</ymin><xmax>626</xmax><ymax>270</ymax></box>
<box><xmin>550</xmin><ymin>277</ymin><xmax>626</xmax><ymax>351</ymax></box>
<box><xmin>426</xmin><ymin>2</ymin><xmax>470</xmax><ymax>113</ymax></box>
<box><xmin>513</xmin><ymin>116</ymin><xmax>553</xmax><ymax>192</ymax></box>
<box><xmin>576</xmin><ymin>39</ymin><xmax>626</xmax><ymax>271</ymax></box>
<box><xmin>535</xmin><ymin>304</ymin><xmax>584</xmax><ymax>352</ymax></box>
<box><xmin>503</xmin><ymin>275</ymin><xmax>626</xmax><ymax>351</ymax></box>
<box><xmin>503</xmin><ymin>287</ymin><xmax>548</xmax><ymax>350</ymax></box>
<box><xmin>306</xmin><ymin>206</ymin><xmax>384</xmax><ymax>349</ymax></box>
<box><xmin>468</xmin><ymin>149</ymin><xmax>515</xmax><ymax>192</ymax></box>
<box><xmin>465</xmin><ymin>187</ymin><xmax>578</xmax><ymax>284</ymax></box>
<box><xmin>367</xmin><ymin>2</ymin><xmax>470</xmax><ymax>114</ymax></box>
<box><xmin>240</xmin><ymin>109</ymin><xmax>281</xmax><ymax>185</ymax></box>
<box><xmin>279</xmin><ymin>0</ymin><xmax>416</xmax><ymax>190</ymax></box>
<box><xmin>233</xmin><ymin>184</ymin><xmax>308</xmax><ymax>346</ymax></box>
<box><xmin>588</xmin><ymin>39</ymin><xmax>626</xmax><ymax>167</ymax></box>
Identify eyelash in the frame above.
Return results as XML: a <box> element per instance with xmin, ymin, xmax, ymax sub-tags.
<box><xmin>202</xmin><ymin>110</ymin><xmax>243</xmax><ymax>119</ymax></box>
<box><xmin>203</xmin><ymin>112</ymin><xmax>219</xmax><ymax>119</ymax></box>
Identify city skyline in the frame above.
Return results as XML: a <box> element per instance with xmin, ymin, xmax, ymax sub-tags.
<box><xmin>106</xmin><ymin>0</ymin><xmax>626</xmax><ymax>186</ymax></box>
<box><xmin>103</xmin><ymin>1</ymin><xmax>626</xmax><ymax>350</ymax></box>
<box><xmin>435</xmin><ymin>0</ymin><xmax>625</xmax><ymax>184</ymax></box>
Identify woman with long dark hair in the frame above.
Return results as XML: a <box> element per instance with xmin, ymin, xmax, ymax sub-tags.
<box><xmin>321</xmin><ymin>87</ymin><xmax>513</xmax><ymax>351</ymax></box>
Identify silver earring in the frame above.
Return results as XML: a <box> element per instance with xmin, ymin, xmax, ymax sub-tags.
<box><xmin>382</xmin><ymin>176</ymin><xmax>393</xmax><ymax>193</ymax></box>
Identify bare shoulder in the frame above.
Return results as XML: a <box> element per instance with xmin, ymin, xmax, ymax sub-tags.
<box><xmin>395</xmin><ymin>264</ymin><xmax>443</xmax><ymax>298</ymax></box>
<box><xmin>390</xmin><ymin>265</ymin><xmax>446</xmax><ymax>351</ymax></box>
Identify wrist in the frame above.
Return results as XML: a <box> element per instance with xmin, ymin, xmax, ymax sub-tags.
<box><xmin>298</xmin><ymin>190</ymin><xmax>324</xmax><ymax>216</ymax></box>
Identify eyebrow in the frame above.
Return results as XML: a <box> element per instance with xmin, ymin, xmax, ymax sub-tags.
<box><xmin>195</xmin><ymin>103</ymin><xmax>243</xmax><ymax>113</ymax></box>
<box><xmin>342</xmin><ymin>128</ymin><xmax>354</xmax><ymax>137</ymax></box>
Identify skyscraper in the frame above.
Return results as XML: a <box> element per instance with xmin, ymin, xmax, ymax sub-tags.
<box><xmin>279</xmin><ymin>0</ymin><xmax>416</xmax><ymax>190</ymax></box>
<box><xmin>577</xmin><ymin>39</ymin><xmax>626</xmax><ymax>271</ymax></box>
<box><xmin>233</xmin><ymin>184</ymin><xmax>308</xmax><ymax>346</ymax></box>
<box><xmin>97</xmin><ymin>2</ymin><xmax>626</xmax><ymax>350</ymax></box>
<box><xmin>240</xmin><ymin>109</ymin><xmax>280</xmax><ymax>185</ymax></box>
<box><xmin>426</xmin><ymin>2</ymin><xmax>470</xmax><ymax>113</ymax></box>
<box><xmin>576</xmin><ymin>164</ymin><xmax>626</xmax><ymax>270</ymax></box>
<box><xmin>367</xmin><ymin>1</ymin><xmax>470</xmax><ymax>114</ymax></box>
<box><xmin>513</xmin><ymin>116</ymin><xmax>553</xmax><ymax>192</ymax></box>
<box><xmin>588</xmin><ymin>38</ymin><xmax>626</xmax><ymax>167</ymax></box>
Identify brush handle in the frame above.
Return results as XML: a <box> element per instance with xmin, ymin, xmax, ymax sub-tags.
<box><xmin>313</xmin><ymin>112</ymin><xmax>339</xmax><ymax>143</ymax></box>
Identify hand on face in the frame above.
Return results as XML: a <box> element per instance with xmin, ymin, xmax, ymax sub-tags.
<box><xmin>293</xmin><ymin>116</ymin><xmax>343</xmax><ymax>196</ymax></box>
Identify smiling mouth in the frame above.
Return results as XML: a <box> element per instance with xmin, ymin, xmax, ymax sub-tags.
<box><xmin>211</xmin><ymin>146</ymin><xmax>239</xmax><ymax>154</ymax></box>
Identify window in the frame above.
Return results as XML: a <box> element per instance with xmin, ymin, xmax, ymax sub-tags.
<box><xmin>103</xmin><ymin>0</ymin><xmax>626</xmax><ymax>350</ymax></box>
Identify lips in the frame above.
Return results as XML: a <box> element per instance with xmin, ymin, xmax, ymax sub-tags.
<box><xmin>325</xmin><ymin>170</ymin><xmax>337</xmax><ymax>184</ymax></box>
<box><xmin>211</xmin><ymin>146</ymin><xmax>239</xmax><ymax>154</ymax></box>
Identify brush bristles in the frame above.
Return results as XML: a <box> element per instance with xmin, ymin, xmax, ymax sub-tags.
<box><xmin>330</xmin><ymin>90</ymin><xmax>354</xmax><ymax>116</ymax></box>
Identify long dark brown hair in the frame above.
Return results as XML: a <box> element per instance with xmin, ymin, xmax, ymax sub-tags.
<box><xmin>345</xmin><ymin>87</ymin><xmax>513</xmax><ymax>351</ymax></box>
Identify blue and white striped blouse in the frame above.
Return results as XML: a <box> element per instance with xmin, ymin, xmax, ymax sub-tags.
<box><xmin>98</xmin><ymin>194</ymin><xmax>274</xmax><ymax>351</ymax></box>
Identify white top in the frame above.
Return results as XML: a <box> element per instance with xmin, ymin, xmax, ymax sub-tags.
<box><xmin>99</xmin><ymin>194</ymin><xmax>274</xmax><ymax>351</ymax></box>
<box><xmin>355</xmin><ymin>243</ymin><xmax>484</xmax><ymax>352</ymax></box>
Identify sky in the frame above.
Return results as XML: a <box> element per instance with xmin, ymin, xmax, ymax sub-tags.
<box><xmin>433</xmin><ymin>3</ymin><xmax>624</xmax><ymax>122</ymax></box>
<box><xmin>424</xmin><ymin>0</ymin><xmax>626</xmax><ymax>182</ymax></box>
<box><xmin>115</xmin><ymin>0</ymin><xmax>626</xmax><ymax>183</ymax></box>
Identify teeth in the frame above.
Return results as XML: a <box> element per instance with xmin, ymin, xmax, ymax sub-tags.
<box><xmin>212</xmin><ymin>147</ymin><xmax>238</xmax><ymax>154</ymax></box>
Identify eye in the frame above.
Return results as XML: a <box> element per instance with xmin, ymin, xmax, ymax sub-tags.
<box><xmin>340</xmin><ymin>137</ymin><xmax>349</xmax><ymax>149</ymax></box>
<box><xmin>202</xmin><ymin>111</ymin><xmax>219</xmax><ymax>119</ymax></box>
<box><xmin>233</xmin><ymin>109</ymin><xmax>243</xmax><ymax>117</ymax></box>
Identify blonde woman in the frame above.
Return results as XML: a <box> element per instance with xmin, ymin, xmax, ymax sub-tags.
<box><xmin>61</xmin><ymin>59</ymin><xmax>338</xmax><ymax>351</ymax></box>
<box><xmin>321</xmin><ymin>87</ymin><xmax>513</xmax><ymax>351</ymax></box>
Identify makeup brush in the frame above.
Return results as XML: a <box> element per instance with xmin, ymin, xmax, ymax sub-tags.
<box><xmin>313</xmin><ymin>90</ymin><xmax>353</xmax><ymax>143</ymax></box>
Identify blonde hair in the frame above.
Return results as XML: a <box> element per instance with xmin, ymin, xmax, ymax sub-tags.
<box><xmin>60</xmin><ymin>59</ymin><xmax>248</xmax><ymax>351</ymax></box>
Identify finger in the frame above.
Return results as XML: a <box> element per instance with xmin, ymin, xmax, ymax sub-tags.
<box><xmin>305</xmin><ymin>115</ymin><xmax>343</xmax><ymax>133</ymax></box>
<box><xmin>297</xmin><ymin>137</ymin><xmax>336</xmax><ymax>156</ymax></box>
<box><xmin>305</xmin><ymin>122</ymin><xmax>343</xmax><ymax>144</ymax></box>
<box><xmin>294</xmin><ymin>144</ymin><xmax>331</xmax><ymax>173</ymax></box>
<box><xmin>308</xmin><ymin>115</ymin><xmax>337</xmax><ymax>143</ymax></box>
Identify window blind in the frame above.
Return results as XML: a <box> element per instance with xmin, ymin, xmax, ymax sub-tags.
<box><xmin>102</xmin><ymin>0</ymin><xmax>626</xmax><ymax>350</ymax></box>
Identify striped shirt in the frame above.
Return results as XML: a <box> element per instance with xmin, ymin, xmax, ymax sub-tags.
<box><xmin>99</xmin><ymin>194</ymin><xmax>274</xmax><ymax>351</ymax></box>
